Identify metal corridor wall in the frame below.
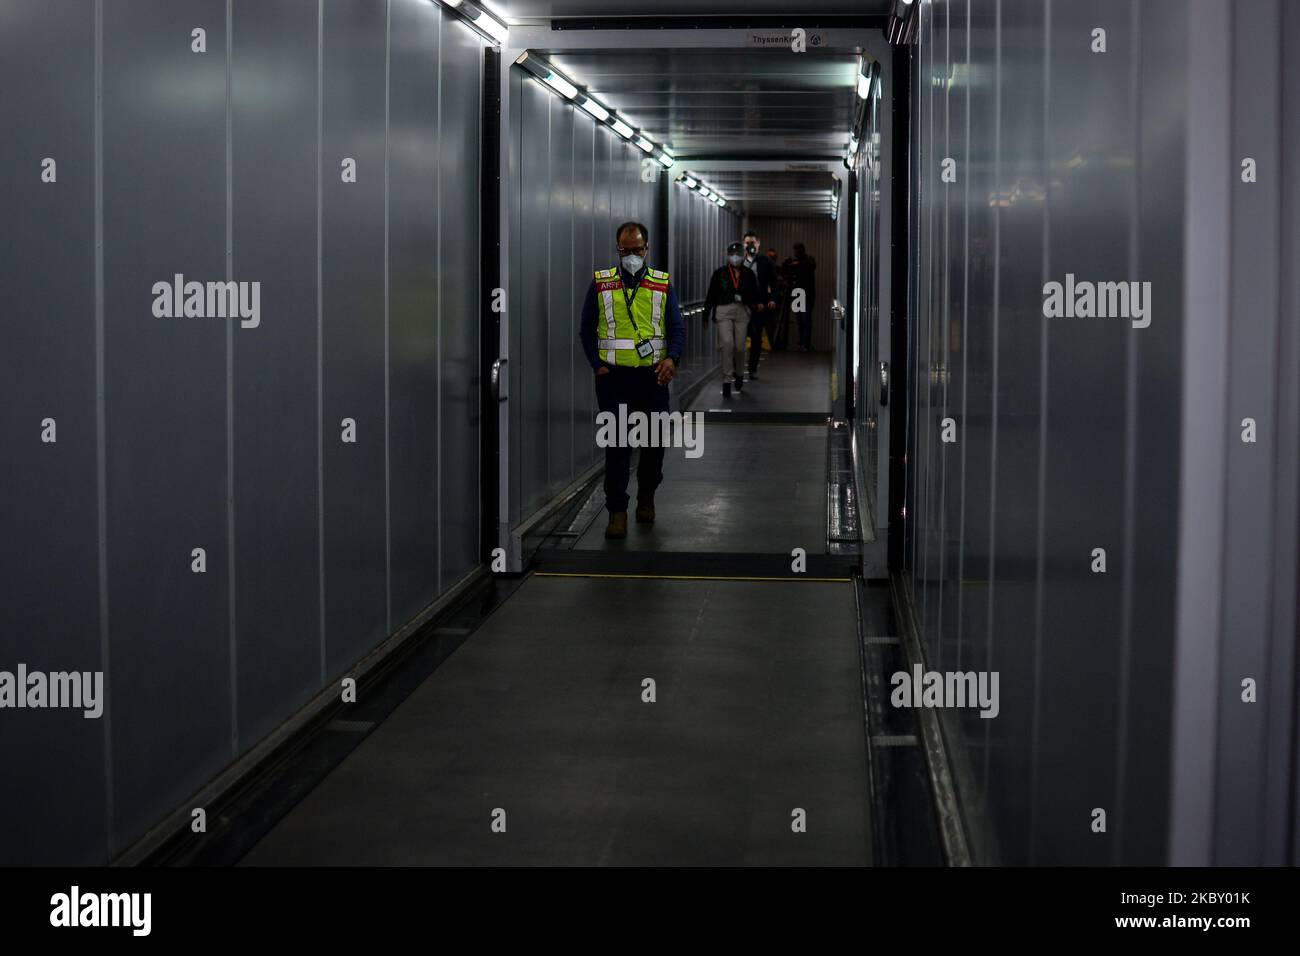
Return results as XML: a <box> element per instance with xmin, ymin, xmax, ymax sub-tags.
<box><xmin>669</xmin><ymin>181</ymin><xmax>734</xmax><ymax>393</ymax></box>
<box><xmin>901</xmin><ymin>0</ymin><xmax>1189</xmax><ymax>865</ymax></box>
<box><xmin>0</xmin><ymin>0</ymin><xmax>485</xmax><ymax>864</ymax></box>
<box><xmin>506</xmin><ymin>67</ymin><xmax>659</xmax><ymax>527</ymax></box>
<box><xmin>904</xmin><ymin>0</ymin><xmax>1300</xmax><ymax>868</ymax></box>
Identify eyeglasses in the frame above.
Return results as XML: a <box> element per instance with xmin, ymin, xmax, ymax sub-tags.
<box><xmin>616</xmin><ymin>244</ymin><xmax>647</xmax><ymax>256</ymax></box>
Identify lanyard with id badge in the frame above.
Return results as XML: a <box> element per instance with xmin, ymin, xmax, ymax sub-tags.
<box><xmin>623</xmin><ymin>277</ymin><xmax>656</xmax><ymax>360</ymax></box>
<box><xmin>728</xmin><ymin>265</ymin><xmax>744</xmax><ymax>304</ymax></box>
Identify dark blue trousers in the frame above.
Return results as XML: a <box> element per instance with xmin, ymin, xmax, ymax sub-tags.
<box><xmin>594</xmin><ymin>365</ymin><xmax>669</xmax><ymax>513</ymax></box>
<box><xmin>747</xmin><ymin>312</ymin><xmax>768</xmax><ymax>374</ymax></box>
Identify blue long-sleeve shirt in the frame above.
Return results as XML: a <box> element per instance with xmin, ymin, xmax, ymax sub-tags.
<box><xmin>579</xmin><ymin>266</ymin><xmax>684</xmax><ymax>371</ymax></box>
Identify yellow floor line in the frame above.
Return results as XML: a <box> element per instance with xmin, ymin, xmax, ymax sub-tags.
<box><xmin>534</xmin><ymin>571</ymin><xmax>850</xmax><ymax>583</ymax></box>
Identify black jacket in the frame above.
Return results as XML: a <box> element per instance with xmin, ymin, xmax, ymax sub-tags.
<box><xmin>703</xmin><ymin>263</ymin><xmax>760</xmax><ymax>323</ymax></box>
<box><xmin>745</xmin><ymin>253</ymin><xmax>778</xmax><ymax>302</ymax></box>
<box><xmin>788</xmin><ymin>254</ymin><xmax>817</xmax><ymax>294</ymax></box>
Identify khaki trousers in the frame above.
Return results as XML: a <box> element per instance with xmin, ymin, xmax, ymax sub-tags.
<box><xmin>714</xmin><ymin>302</ymin><xmax>750</xmax><ymax>379</ymax></box>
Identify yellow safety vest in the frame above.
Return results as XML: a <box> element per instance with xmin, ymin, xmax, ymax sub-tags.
<box><xmin>593</xmin><ymin>266</ymin><xmax>671</xmax><ymax>367</ymax></box>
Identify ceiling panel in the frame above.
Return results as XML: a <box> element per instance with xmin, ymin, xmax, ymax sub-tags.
<box><xmin>494</xmin><ymin>0</ymin><xmax>893</xmax><ymax>18</ymax></box>
<box><xmin>682</xmin><ymin>169</ymin><xmax>840</xmax><ymax>218</ymax></box>
<box><xmin>541</xmin><ymin>48</ymin><xmax>861</xmax><ymax>158</ymax></box>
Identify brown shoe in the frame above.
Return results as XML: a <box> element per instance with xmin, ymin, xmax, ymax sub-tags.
<box><xmin>605</xmin><ymin>511</ymin><xmax>628</xmax><ymax>539</ymax></box>
<box><xmin>635</xmin><ymin>500</ymin><xmax>655</xmax><ymax>524</ymax></box>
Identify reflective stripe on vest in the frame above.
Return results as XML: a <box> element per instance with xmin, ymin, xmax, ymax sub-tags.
<box><xmin>593</xmin><ymin>266</ymin><xmax>671</xmax><ymax>367</ymax></box>
<box><xmin>598</xmin><ymin>337</ymin><xmax>666</xmax><ymax>351</ymax></box>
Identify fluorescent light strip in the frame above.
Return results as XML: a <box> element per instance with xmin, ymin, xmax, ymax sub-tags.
<box><xmin>470</xmin><ymin>7</ymin><xmax>509</xmax><ymax>45</ymax></box>
<box><xmin>544</xmin><ymin>73</ymin><xmax>578</xmax><ymax>100</ymax></box>
<box><xmin>448</xmin><ymin>1</ymin><xmax>508</xmax><ymax>45</ymax></box>
<box><xmin>518</xmin><ymin>48</ymin><xmax>685</xmax><ymax>162</ymax></box>
<box><xmin>580</xmin><ymin>97</ymin><xmax>609</xmax><ymax>122</ymax></box>
<box><xmin>681</xmin><ymin>171</ymin><xmax>727</xmax><ymax>207</ymax></box>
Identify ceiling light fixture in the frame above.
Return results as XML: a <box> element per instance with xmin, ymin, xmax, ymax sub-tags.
<box><xmin>579</xmin><ymin>97</ymin><xmax>609</xmax><ymax>122</ymax></box>
<box><xmin>544</xmin><ymin>73</ymin><xmax>578</xmax><ymax>100</ymax></box>
<box><xmin>444</xmin><ymin>2</ymin><xmax>501</xmax><ymax>41</ymax></box>
<box><xmin>516</xmin><ymin>50</ymin><xmax>683</xmax><ymax>163</ymax></box>
<box><xmin>678</xmin><ymin>171</ymin><xmax>727</xmax><ymax>207</ymax></box>
<box><xmin>445</xmin><ymin>1</ymin><xmax>508</xmax><ymax>45</ymax></box>
<box><xmin>469</xmin><ymin>8</ymin><xmax>508</xmax><ymax>45</ymax></box>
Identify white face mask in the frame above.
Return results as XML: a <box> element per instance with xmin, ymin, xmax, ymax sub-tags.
<box><xmin>621</xmin><ymin>254</ymin><xmax>645</xmax><ymax>274</ymax></box>
<box><xmin>727</xmin><ymin>254</ymin><xmax>743</xmax><ymax>266</ymax></box>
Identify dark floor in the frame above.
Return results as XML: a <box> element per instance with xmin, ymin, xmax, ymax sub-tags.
<box><xmin>242</xmin><ymin>576</ymin><xmax>871</xmax><ymax>866</ymax></box>
<box><xmin>687</xmin><ymin>349</ymin><xmax>831</xmax><ymax>416</ymax></box>
<box><xmin>240</xmin><ymin>346</ymin><xmax>872</xmax><ymax>867</ymax></box>
<box><xmin>572</xmin><ymin>422</ymin><xmax>829</xmax><ymax>554</ymax></box>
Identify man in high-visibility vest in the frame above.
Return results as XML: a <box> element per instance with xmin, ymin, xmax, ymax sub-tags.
<box><xmin>578</xmin><ymin>221</ymin><xmax>685</xmax><ymax>540</ymax></box>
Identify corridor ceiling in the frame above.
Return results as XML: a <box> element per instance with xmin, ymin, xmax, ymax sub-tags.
<box><xmin>682</xmin><ymin>169</ymin><xmax>841</xmax><ymax>218</ymax></box>
<box><xmin>542</xmin><ymin>48</ymin><xmax>862</xmax><ymax>160</ymax></box>
<box><xmin>492</xmin><ymin>0</ymin><xmax>893</xmax><ymax>19</ymax></box>
<box><xmin>505</xmin><ymin>0</ymin><xmax>886</xmax><ymax>215</ymax></box>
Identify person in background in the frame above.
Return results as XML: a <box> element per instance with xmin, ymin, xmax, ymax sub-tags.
<box><xmin>578</xmin><ymin>221</ymin><xmax>684</xmax><ymax>540</ymax></box>
<box><xmin>741</xmin><ymin>231</ymin><xmax>778</xmax><ymax>379</ymax></box>
<box><xmin>704</xmin><ymin>241</ymin><xmax>759</xmax><ymax>399</ymax></box>
<box><xmin>766</xmin><ymin>248</ymin><xmax>790</xmax><ymax>350</ymax></box>
<box><xmin>790</xmin><ymin>241</ymin><xmax>817</xmax><ymax>351</ymax></box>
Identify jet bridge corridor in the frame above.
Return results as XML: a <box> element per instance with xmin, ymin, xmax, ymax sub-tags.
<box><xmin>1</xmin><ymin>0</ymin><xmax>1298</xmax><ymax>899</ymax></box>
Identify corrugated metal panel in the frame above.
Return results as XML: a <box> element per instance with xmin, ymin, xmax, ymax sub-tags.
<box><xmin>0</xmin><ymin>0</ymin><xmax>486</xmax><ymax>863</ymax></box>
<box><xmin>438</xmin><ymin>18</ymin><xmax>483</xmax><ymax>592</ymax></box>
<box><xmin>902</xmin><ymin>0</ymin><xmax>1199</xmax><ymax>866</ymax></box>
<box><xmin>100</xmin><ymin>0</ymin><xmax>233</xmax><ymax>854</ymax></box>
<box><xmin>0</xmin><ymin>0</ymin><xmax>106</xmax><ymax>865</ymax></box>
<box><xmin>230</xmin><ymin>0</ymin><xmax>322</xmax><ymax>764</ymax></box>
<box><xmin>321</xmin><ymin>0</ymin><xmax>389</xmax><ymax>683</ymax></box>
<box><xmin>387</xmin><ymin>0</ymin><xmax>442</xmax><ymax>629</ymax></box>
